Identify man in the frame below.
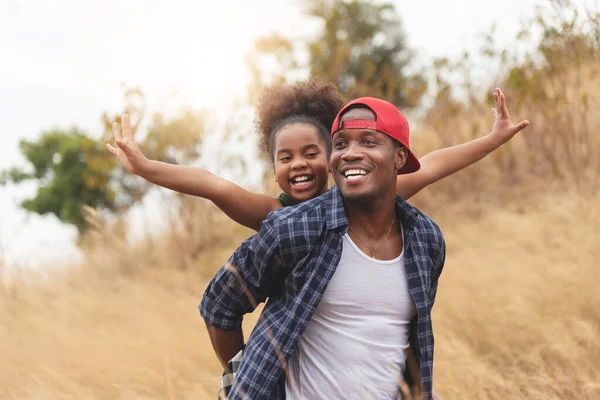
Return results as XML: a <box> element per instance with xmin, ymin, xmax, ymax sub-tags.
<box><xmin>200</xmin><ymin>97</ymin><xmax>446</xmax><ymax>399</ymax></box>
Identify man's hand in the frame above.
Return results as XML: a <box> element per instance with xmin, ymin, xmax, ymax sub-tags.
<box><xmin>106</xmin><ymin>114</ymin><xmax>149</xmax><ymax>175</ymax></box>
<box><xmin>488</xmin><ymin>88</ymin><xmax>529</xmax><ymax>146</ymax></box>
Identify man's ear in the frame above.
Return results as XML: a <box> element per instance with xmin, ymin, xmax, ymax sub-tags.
<box><xmin>394</xmin><ymin>146</ymin><xmax>408</xmax><ymax>172</ymax></box>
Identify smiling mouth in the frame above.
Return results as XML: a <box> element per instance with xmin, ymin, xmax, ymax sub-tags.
<box><xmin>290</xmin><ymin>174</ymin><xmax>315</xmax><ymax>188</ymax></box>
<box><xmin>342</xmin><ymin>168</ymin><xmax>369</xmax><ymax>181</ymax></box>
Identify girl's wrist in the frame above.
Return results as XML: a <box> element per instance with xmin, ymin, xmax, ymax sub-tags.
<box><xmin>484</xmin><ymin>132</ymin><xmax>506</xmax><ymax>150</ymax></box>
<box><xmin>136</xmin><ymin>158</ymin><xmax>154</xmax><ymax>178</ymax></box>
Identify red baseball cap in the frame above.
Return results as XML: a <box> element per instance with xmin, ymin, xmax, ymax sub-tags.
<box><xmin>331</xmin><ymin>97</ymin><xmax>420</xmax><ymax>174</ymax></box>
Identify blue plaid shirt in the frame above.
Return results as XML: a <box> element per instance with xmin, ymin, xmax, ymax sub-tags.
<box><xmin>200</xmin><ymin>186</ymin><xmax>445</xmax><ymax>399</ymax></box>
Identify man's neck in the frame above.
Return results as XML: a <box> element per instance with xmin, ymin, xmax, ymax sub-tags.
<box><xmin>344</xmin><ymin>192</ymin><xmax>397</xmax><ymax>238</ymax></box>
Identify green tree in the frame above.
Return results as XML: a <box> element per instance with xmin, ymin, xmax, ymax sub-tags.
<box><xmin>1</xmin><ymin>88</ymin><xmax>207</xmax><ymax>233</ymax></box>
<box><xmin>1</xmin><ymin>128</ymin><xmax>117</xmax><ymax>233</ymax></box>
<box><xmin>247</xmin><ymin>0</ymin><xmax>426</xmax><ymax>106</ymax></box>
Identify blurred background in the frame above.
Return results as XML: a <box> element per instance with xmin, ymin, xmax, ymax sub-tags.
<box><xmin>1</xmin><ymin>0</ymin><xmax>599</xmax><ymax>399</ymax></box>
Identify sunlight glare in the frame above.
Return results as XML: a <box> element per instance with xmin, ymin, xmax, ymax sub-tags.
<box><xmin>100</xmin><ymin>0</ymin><xmax>297</xmax><ymax>108</ymax></box>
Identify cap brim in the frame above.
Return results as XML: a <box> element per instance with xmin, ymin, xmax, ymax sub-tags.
<box><xmin>398</xmin><ymin>151</ymin><xmax>420</xmax><ymax>175</ymax></box>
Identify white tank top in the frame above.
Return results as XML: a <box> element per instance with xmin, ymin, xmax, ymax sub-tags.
<box><xmin>285</xmin><ymin>231</ymin><xmax>417</xmax><ymax>399</ymax></box>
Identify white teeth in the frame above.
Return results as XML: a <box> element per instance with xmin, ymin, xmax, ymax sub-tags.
<box><xmin>291</xmin><ymin>175</ymin><xmax>313</xmax><ymax>186</ymax></box>
<box><xmin>343</xmin><ymin>169</ymin><xmax>368</xmax><ymax>177</ymax></box>
<box><xmin>294</xmin><ymin>181</ymin><xmax>311</xmax><ymax>187</ymax></box>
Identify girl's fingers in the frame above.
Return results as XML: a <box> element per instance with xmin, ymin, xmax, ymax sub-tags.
<box><xmin>500</xmin><ymin>92</ymin><xmax>510</xmax><ymax>119</ymax></box>
<box><xmin>106</xmin><ymin>143</ymin><xmax>118</xmax><ymax>155</ymax></box>
<box><xmin>510</xmin><ymin>120</ymin><xmax>530</xmax><ymax>134</ymax></box>
<box><xmin>121</xmin><ymin>114</ymin><xmax>134</xmax><ymax>141</ymax></box>
<box><xmin>516</xmin><ymin>120</ymin><xmax>529</xmax><ymax>131</ymax></box>
<box><xmin>494</xmin><ymin>91</ymin><xmax>500</xmax><ymax>111</ymax></box>
<box><xmin>112</xmin><ymin>121</ymin><xmax>122</xmax><ymax>141</ymax></box>
<box><xmin>115</xmin><ymin>138</ymin><xmax>133</xmax><ymax>155</ymax></box>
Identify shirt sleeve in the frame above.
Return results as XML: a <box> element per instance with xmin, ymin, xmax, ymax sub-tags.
<box><xmin>199</xmin><ymin>218</ymin><xmax>288</xmax><ymax>330</ymax></box>
<box><xmin>428</xmin><ymin>237</ymin><xmax>446</xmax><ymax>309</ymax></box>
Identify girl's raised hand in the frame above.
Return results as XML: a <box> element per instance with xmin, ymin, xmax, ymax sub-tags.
<box><xmin>106</xmin><ymin>114</ymin><xmax>149</xmax><ymax>175</ymax></box>
<box><xmin>489</xmin><ymin>88</ymin><xmax>530</xmax><ymax>145</ymax></box>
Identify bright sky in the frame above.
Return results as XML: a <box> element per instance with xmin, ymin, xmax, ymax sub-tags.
<box><xmin>0</xmin><ymin>0</ymin><xmax>544</xmax><ymax>268</ymax></box>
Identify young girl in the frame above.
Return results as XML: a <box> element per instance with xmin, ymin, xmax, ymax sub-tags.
<box><xmin>106</xmin><ymin>81</ymin><xmax>527</xmax><ymax>232</ymax></box>
<box><xmin>107</xmin><ymin>80</ymin><xmax>527</xmax><ymax>399</ymax></box>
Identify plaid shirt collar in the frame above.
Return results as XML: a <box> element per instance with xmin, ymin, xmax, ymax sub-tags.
<box><xmin>325</xmin><ymin>185</ymin><xmax>420</xmax><ymax>233</ymax></box>
<box><xmin>324</xmin><ymin>185</ymin><xmax>347</xmax><ymax>230</ymax></box>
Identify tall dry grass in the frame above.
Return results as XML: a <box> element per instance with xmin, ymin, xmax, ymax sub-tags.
<box><xmin>0</xmin><ymin>200</ymin><xmax>254</xmax><ymax>400</ymax></box>
<box><xmin>410</xmin><ymin>58</ymin><xmax>600</xmax><ymax>214</ymax></box>
<box><xmin>1</xmin><ymin>187</ymin><xmax>598</xmax><ymax>399</ymax></box>
<box><xmin>431</xmin><ymin>189</ymin><xmax>600</xmax><ymax>399</ymax></box>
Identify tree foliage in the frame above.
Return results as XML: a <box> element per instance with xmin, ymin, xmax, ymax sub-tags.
<box><xmin>247</xmin><ymin>0</ymin><xmax>426</xmax><ymax>107</ymax></box>
<box><xmin>1</xmin><ymin>88</ymin><xmax>206</xmax><ymax>233</ymax></box>
<box><xmin>1</xmin><ymin>128</ymin><xmax>117</xmax><ymax>233</ymax></box>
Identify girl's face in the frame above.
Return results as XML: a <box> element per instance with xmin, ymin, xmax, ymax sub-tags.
<box><xmin>273</xmin><ymin>123</ymin><xmax>330</xmax><ymax>203</ymax></box>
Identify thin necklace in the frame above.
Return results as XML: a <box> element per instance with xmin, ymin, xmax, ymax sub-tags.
<box><xmin>348</xmin><ymin>214</ymin><xmax>396</xmax><ymax>259</ymax></box>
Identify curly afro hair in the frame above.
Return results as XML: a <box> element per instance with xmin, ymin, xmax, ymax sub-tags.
<box><xmin>255</xmin><ymin>80</ymin><xmax>344</xmax><ymax>163</ymax></box>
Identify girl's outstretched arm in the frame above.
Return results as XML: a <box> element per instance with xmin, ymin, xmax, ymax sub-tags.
<box><xmin>106</xmin><ymin>114</ymin><xmax>281</xmax><ymax>231</ymax></box>
<box><xmin>397</xmin><ymin>88</ymin><xmax>529</xmax><ymax>200</ymax></box>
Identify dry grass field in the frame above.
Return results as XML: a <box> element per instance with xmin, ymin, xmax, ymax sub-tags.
<box><xmin>1</xmin><ymin>185</ymin><xmax>598</xmax><ymax>400</ymax></box>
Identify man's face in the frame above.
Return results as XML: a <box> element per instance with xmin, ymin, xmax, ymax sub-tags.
<box><xmin>330</xmin><ymin>107</ymin><xmax>407</xmax><ymax>202</ymax></box>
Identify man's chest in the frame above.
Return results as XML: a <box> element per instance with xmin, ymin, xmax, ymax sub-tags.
<box><xmin>315</xmin><ymin>234</ymin><xmax>416</xmax><ymax>323</ymax></box>
<box><xmin>284</xmin><ymin>229</ymin><xmax>432</xmax><ymax>312</ymax></box>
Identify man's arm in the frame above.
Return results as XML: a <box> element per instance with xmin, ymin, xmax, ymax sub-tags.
<box><xmin>397</xmin><ymin>88</ymin><xmax>529</xmax><ymax>200</ymax></box>
<box><xmin>205</xmin><ymin>324</ymin><xmax>245</xmax><ymax>369</ymax></box>
<box><xmin>199</xmin><ymin>218</ymin><xmax>289</xmax><ymax>365</ymax></box>
<box><xmin>405</xmin><ymin>348</ymin><xmax>444</xmax><ymax>399</ymax></box>
<box><xmin>404</xmin><ymin>346</ymin><xmax>423</xmax><ymax>398</ymax></box>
